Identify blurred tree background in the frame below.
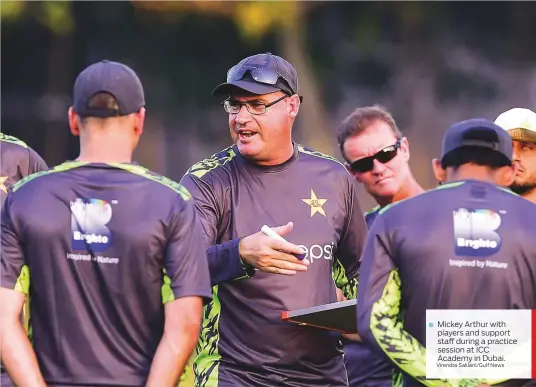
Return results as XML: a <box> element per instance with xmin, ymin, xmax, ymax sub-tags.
<box><xmin>2</xmin><ymin>1</ymin><xmax>536</xmax><ymax>211</ymax></box>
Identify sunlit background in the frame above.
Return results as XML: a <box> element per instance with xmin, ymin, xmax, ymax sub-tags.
<box><xmin>2</xmin><ymin>1</ymin><xmax>536</xmax><ymax>210</ymax></box>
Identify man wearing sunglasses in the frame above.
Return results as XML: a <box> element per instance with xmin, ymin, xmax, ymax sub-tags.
<box><xmin>494</xmin><ymin>107</ymin><xmax>536</xmax><ymax>204</ymax></box>
<box><xmin>338</xmin><ymin>106</ymin><xmax>424</xmax><ymax>225</ymax></box>
<box><xmin>180</xmin><ymin>53</ymin><xmax>367</xmax><ymax>387</ymax></box>
<box><xmin>357</xmin><ymin>118</ymin><xmax>536</xmax><ymax>387</ymax></box>
<box><xmin>336</xmin><ymin>105</ymin><xmax>424</xmax><ymax>387</ymax></box>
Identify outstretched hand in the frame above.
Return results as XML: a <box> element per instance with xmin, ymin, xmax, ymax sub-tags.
<box><xmin>239</xmin><ymin>222</ymin><xmax>309</xmax><ymax>275</ymax></box>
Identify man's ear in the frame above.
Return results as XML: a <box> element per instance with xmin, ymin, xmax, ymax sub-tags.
<box><xmin>133</xmin><ymin>107</ymin><xmax>146</xmax><ymax>136</ymax></box>
<box><xmin>432</xmin><ymin>158</ymin><xmax>446</xmax><ymax>185</ymax></box>
<box><xmin>399</xmin><ymin>137</ymin><xmax>410</xmax><ymax>162</ymax></box>
<box><xmin>494</xmin><ymin>165</ymin><xmax>515</xmax><ymax>187</ymax></box>
<box><xmin>68</xmin><ymin>107</ymin><xmax>80</xmax><ymax>137</ymax></box>
<box><xmin>288</xmin><ymin>94</ymin><xmax>300</xmax><ymax>118</ymax></box>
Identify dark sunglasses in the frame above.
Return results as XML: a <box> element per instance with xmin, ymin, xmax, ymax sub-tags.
<box><xmin>348</xmin><ymin>139</ymin><xmax>403</xmax><ymax>173</ymax></box>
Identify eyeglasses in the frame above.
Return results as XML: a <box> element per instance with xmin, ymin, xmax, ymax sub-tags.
<box><xmin>222</xmin><ymin>95</ymin><xmax>288</xmax><ymax>115</ymax></box>
<box><xmin>348</xmin><ymin>139</ymin><xmax>402</xmax><ymax>173</ymax></box>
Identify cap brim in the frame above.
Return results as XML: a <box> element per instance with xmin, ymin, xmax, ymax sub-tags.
<box><xmin>212</xmin><ymin>80</ymin><xmax>281</xmax><ymax>96</ymax></box>
<box><xmin>507</xmin><ymin>128</ymin><xmax>536</xmax><ymax>143</ymax></box>
<box><xmin>441</xmin><ymin>147</ymin><xmax>512</xmax><ymax>167</ymax></box>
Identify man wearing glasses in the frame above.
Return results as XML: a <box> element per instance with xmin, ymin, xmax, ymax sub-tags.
<box><xmin>336</xmin><ymin>105</ymin><xmax>423</xmax><ymax>387</ymax></box>
<box><xmin>180</xmin><ymin>53</ymin><xmax>368</xmax><ymax>387</ymax></box>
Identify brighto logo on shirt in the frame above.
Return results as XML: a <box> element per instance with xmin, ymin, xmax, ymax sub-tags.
<box><xmin>70</xmin><ymin>198</ymin><xmax>113</xmax><ymax>253</ymax></box>
<box><xmin>296</xmin><ymin>242</ymin><xmax>335</xmax><ymax>262</ymax></box>
<box><xmin>452</xmin><ymin>208</ymin><xmax>502</xmax><ymax>257</ymax></box>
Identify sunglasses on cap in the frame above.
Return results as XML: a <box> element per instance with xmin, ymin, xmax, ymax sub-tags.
<box><xmin>348</xmin><ymin>138</ymin><xmax>403</xmax><ymax>173</ymax></box>
<box><xmin>228</xmin><ymin>63</ymin><xmax>296</xmax><ymax>94</ymax></box>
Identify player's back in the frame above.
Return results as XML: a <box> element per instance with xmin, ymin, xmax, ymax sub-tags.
<box><xmin>383</xmin><ymin>180</ymin><xmax>536</xmax><ymax>335</ymax></box>
<box><xmin>378</xmin><ymin>179</ymin><xmax>536</xmax><ymax>387</ymax></box>
<box><xmin>3</xmin><ymin>161</ymin><xmax>197</xmax><ymax>386</ymax></box>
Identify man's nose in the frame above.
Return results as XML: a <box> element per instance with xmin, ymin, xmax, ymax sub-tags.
<box><xmin>234</xmin><ymin>105</ymin><xmax>252</xmax><ymax>124</ymax></box>
<box><xmin>512</xmin><ymin>146</ymin><xmax>521</xmax><ymax>162</ymax></box>
<box><xmin>371</xmin><ymin>159</ymin><xmax>387</xmax><ymax>174</ymax></box>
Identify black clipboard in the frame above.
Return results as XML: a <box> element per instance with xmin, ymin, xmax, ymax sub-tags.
<box><xmin>281</xmin><ymin>299</ymin><xmax>357</xmax><ymax>334</ymax></box>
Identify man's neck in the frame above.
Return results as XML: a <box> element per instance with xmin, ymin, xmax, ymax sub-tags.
<box><xmin>77</xmin><ymin>148</ymin><xmax>132</xmax><ymax>164</ymax></box>
<box><xmin>249</xmin><ymin>143</ymin><xmax>295</xmax><ymax>166</ymax></box>
<box><xmin>375</xmin><ymin>175</ymin><xmax>424</xmax><ymax>207</ymax></box>
<box><xmin>446</xmin><ymin>165</ymin><xmax>499</xmax><ymax>185</ymax></box>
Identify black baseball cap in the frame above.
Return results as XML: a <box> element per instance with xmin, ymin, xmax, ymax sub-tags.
<box><xmin>73</xmin><ymin>60</ymin><xmax>145</xmax><ymax>118</ymax></box>
<box><xmin>212</xmin><ymin>53</ymin><xmax>301</xmax><ymax>98</ymax></box>
<box><xmin>441</xmin><ymin>118</ymin><xmax>513</xmax><ymax>165</ymax></box>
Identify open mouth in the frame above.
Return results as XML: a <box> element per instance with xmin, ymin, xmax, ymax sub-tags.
<box><xmin>238</xmin><ymin>131</ymin><xmax>257</xmax><ymax>139</ymax></box>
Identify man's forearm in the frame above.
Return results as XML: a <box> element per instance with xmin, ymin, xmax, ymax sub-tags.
<box><xmin>207</xmin><ymin>238</ymin><xmax>255</xmax><ymax>285</ymax></box>
<box><xmin>146</xmin><ymin>329</ymin><xmax>199</xmax><ymax>387</ymax></box>
<box><xmin>1</xmin><ymin>321</ymin><xmax>46</xmax><ymax>387</ymax></box>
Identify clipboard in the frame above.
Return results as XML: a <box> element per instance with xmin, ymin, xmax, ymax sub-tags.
<box><xmin>281</xmin><ymin>299</ymin><xmax>357</xmax><ymax>334</ymax></box>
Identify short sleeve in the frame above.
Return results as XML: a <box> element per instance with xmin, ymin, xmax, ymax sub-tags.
<box><xmin>162</xmin><ymin>194</ymin><xmax>212</xmax><ymax>305</ymax></box>
<box><xmin>27</xmin><ymin>147</ymin><xmax>48</xmax><ymax>175</ymax></box>
<box><xmin>1</xmin><ymin>192</ymin><xmax>29</xmax><ymax>294</ymax></box>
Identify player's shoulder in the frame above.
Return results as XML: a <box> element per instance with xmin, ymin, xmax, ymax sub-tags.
<box><xmin>0</xmin><ymin>132</ymin><xmax>29</xmax><ymax>149</ymax></box>
<box><xmin>494</xmin><ymin>186</ymin><xmax>536</xmax><ymax>212</ymax></box>
<box><xmin>297</xmin><ymin>144</ymin><xmax>347</xmax><ymax>170</ymax></box>
<box><xmin>183</xmin><ymin>145</ymin><xmax>238</xmax><ymax>182</ymax></box>
<box><xmin>364</xmin><ymin>205</ymin><xmax>380</xmax><ymax>217</ymax></box>
<box><xmin>296</xmin><ymin>144</ymin><xmax>353</xmax><ymax>186</ymax></box>
<box><xmin>363</xmin><ymin>205</ymin><xmax>381</xmax><ymax>227</ymax></box>
<box><xmin>11</xmin><ymin>161</ymin><xmax>78</xmax><ymax>193</ymax></box>
<box><xmin>377</xmin><ymin>183</ymin><xmax>455</xmax><ymax>218</ymax></box>
<box><xmin>109</xmin><ymin>163</ymin><xmax>192</xmax><ymax>202</ymax></box>
<box><xmin>12</xmin><ymin>161</ymin><xmax>191</xmax><ymax>202</ymax></box>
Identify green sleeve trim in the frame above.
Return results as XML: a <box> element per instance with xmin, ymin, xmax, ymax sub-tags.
<box><xmin>161</xmin><ymin>270</ymin><xmax>175</xmax><ymax>304</ymax></box>
<box><xmin>370</xmin><ymin>269</ymin><xmax>509</xmax><ymax>387</ymax></box>
<box><xmin>332</xmin><ymin>258</ymin><xmax>358</xmax><ymax>300</ymax></box>
<box><xmin>14</xmin><ymin>264</ymin><xmax>30</xmax><ymax>294</ymax></box>
<box><xmin>194</xmin><ymin>285</ymin><xmax>222</xmax><ymax>387</ymax></box>
<box><xmin>15</xmin><ymin>265</ymin><xmax>32</xmax><ymax>338</ymax></box>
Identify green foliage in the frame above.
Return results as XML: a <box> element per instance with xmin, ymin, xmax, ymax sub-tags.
<box><xmin>1</xmin><ymin>1</ymin><xmax>73</xmax><ymax>35</ymax></box>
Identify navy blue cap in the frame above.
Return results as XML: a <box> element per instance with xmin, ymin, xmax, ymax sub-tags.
<box><xmin>212</xmin><ymin>53</ymin><xmax>300</xmax><ymax>97</ymax></box>
<box><xmin>73</xmin><ymin>60</ymin><xmax>145</xmax><ymax>118</ymax></box>
<box><xmin>441</xmin><ymin>118</ymin><xmax>513</xmax><ymax>165</ymax></box>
